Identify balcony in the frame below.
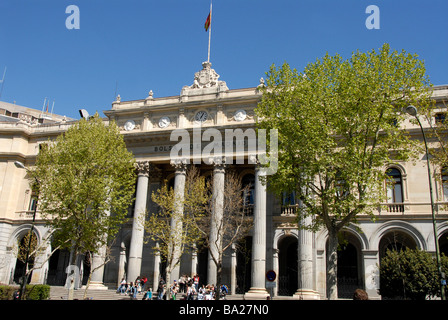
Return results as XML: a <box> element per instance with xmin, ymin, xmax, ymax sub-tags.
<box><xmin>281</xmin><ymin>204</ymin><xmax>298</xmax><ymax>216</ymax></box>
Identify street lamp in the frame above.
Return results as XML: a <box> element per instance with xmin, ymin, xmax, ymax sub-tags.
<box><xmin>405</xmin><ymin>105</ymin><xmax>446</xmax><ymax>300</ymax></box>
<box><xmin>14</xmin><ymin>160</ymin><xmax>38</xmax><ymax>300</ymax></box>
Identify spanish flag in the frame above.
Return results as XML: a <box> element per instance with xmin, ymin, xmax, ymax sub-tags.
<box><xmin>204</xmin><ymin>11</ymin><xmax>211</xmax><ymax>32</ymax></box>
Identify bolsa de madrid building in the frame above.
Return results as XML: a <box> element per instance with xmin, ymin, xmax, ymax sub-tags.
<box><xmin>0</xmin><ymin>61</ymin><xmax>447</xmax><ymax>299</ymax></box>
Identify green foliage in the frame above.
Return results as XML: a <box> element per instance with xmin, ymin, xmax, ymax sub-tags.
<box><xmin>379</xmin><ymin>248</ymin><xmax>447</xmax><ymax>300</ymax></box>
<box><xmin>0</xmin><ymin>285</ymin><xmax>16</xmax><ymax>300</ymax></box>
<box><xmin>25</xmin><ymin>284</ymin><xmax>51</xmax><ymax>300</ymax></box>
<box><xmin>0</xmin><ymin>285</ymin><xmax>50</xmax><ymax>300</ymax></box>
<box><xmin>256</xmin><ymin>43</ymin><xmax>432</xmax><ymax>233</ymax></box>
<box><xmin>33</xmin><ymin>114</ymin><xmax>136</xmax><ymax>257</ymax></box>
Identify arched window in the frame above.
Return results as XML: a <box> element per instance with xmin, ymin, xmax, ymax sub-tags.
<box><xmin>242</xmin><ymin>174</ymin><xmax>254</xmax><ymax>215</ymax></box>
<box><xmin>281</xmin><ymin>191</ymin><xmax>297</xmax><ymax>215</ymax></box>
<box><xmin>386</xmin><ymin>168</ymin><xmax>404</xmax><ymax>212</ymax></box>
<box><xmin>442</xmin><ymin>167</ymin><xmax>448</xmax><ymax>201</ymax></box>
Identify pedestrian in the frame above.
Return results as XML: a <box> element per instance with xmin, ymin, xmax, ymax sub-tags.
<box><xmin>135</xmin><ymin>276</ymin><xmax>141</xmax><ymax>294</ymax></box>
<box><xmin>117</xmin><ymin>278</ymin><xmax>126</xmax><ymax>294</ymax></box>
<box><xmin>170</xmin><ymin>280</ymin><xmax>178</xmax><ymax>300</ymax></box>
<box><xmin>127</xmin><ymin>282</ymin><xmax>134</xmax><ymax>296</ymax></box>
<box><xmin>353</xmin><ymin>288</ymin><xmax>369</xmax><ymax>300</ymax></box>
<box><xmin>157</xmin><ymin>277</ymin><xmax>165</xmax><ymax>300</ymax></box>
<box><xmin>132</xmin><ymin>282</ymin><xmax>138</xmax><ymax>299</ymax></box>
<box><xmin>141</xmin><ymin>276</ymin><xmax>147</xmax><ymax>292</ymax></box>
<box><xmin>143</xmin><ymin>288</ymin><xmax>152</xmax><ymax>300</ymax></box>
<box><xmin>193</xmin><ymin>274</ymin><xmax>199</xmax><ymax>292</ymax></box>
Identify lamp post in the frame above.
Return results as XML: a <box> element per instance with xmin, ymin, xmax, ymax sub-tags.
<box><xmin>14</xmin><ymin>160</ymin><xmax>38</xmax><ymax>300</ymax></box>
<box><xmin>405</xmin><ymin>105</ymin><xmax>446</xmax><ymax>300</ymax></box>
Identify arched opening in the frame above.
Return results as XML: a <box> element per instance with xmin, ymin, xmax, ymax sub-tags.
<box><xmin>46</xmin><ymin>248</ymin><xmax>70</xmax><ymax>285</ymax></box>
<box><xmin>438</xmin><ymin>230</ymin><xmax>448</xmax><ymax>257</ymax></box>
<box><xmin>379</xmin><ymin>230</ymin><xmax>417</xmax><ymax>262</ymax></box>
<box><xmin>336</xmin><ymin>231</ymin><xmax>363</xmax><ymax>299</ymax></box>
<box><xmin>196</xmin><ymin>242</ymin><xmax>208</xmax><ymax>288</ymax></box>
<box><xmin>278</xmin><ymin>235</ymin><xmax>298</xmax><ymax>296</ymax></box>
<box><xmin>13</xmin><ymin>231</ymin><xmax>38</xmax><ymax>285</ymax></box>
<box><xmin>241</xmin><ymin>174</ymin><xmax>255</xmax><ymax>215</ymax></box>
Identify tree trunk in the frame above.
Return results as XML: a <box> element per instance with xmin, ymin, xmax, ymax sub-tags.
<box><xmin>215</xmin><ymin>259</ymin><xmax>222</xmax><ymax>300</ymax></box>
<box><xmin>165</xmin><ymin>265</ymin><xmax>171</xmax><ymax>300</ymax></box>
<box><xmin>326</xmin><ymin>228</ymin><xmax>338</xmax><ymax>300</ymax></box>
<box><xmin>67</xmin><ymin>251</ymin><xmax>78</xmax><ymax>300</ymax></box>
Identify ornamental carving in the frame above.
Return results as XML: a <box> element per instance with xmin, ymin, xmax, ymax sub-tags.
<box><xmin>184</xmin><ymin>61</ymin><xmax>228</xmax><ymax>90</ymax></box>
<box><xmin>134</xmin><ymin>161</ymin><xmax>153</xmax><ymax>177</ymax></box>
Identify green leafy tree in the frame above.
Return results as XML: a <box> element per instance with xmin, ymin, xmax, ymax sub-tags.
<box><xmin>32</xmin><ymin>114</ymin><xmax>136</xmax><ymax>299</ymax></box>
<box><xmin>380</xmin><ymin>248</ymin><xmax>448</xmax><ymax>300</ymax></box>
<box><xmin>256</xmin><ymin>43</ymin><xmax>432</xmax><ymax>299</ymax></box>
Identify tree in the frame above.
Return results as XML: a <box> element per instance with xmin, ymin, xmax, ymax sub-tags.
<box><xmin>144</xmin><ymin>166</ymin><xmax>210</xmax><ymax>298</ymax></box>
<box><xmin>194</xmin><ymin>169</ymin><xmax>253</xmax><ymax>298</ymax></box>
<box><xmin>255</xmin><ymin>43</ymin><xmax>432</xmax><ymax>299</ymax></box>
<box><xmin>380</xmin><ymin>248</ymin><xmax>448</xmax><ymax>299</ymax></box>
<box><xmin>32</xmin><ymin>114</ymin><xmax>136</xmax><ymax>299</ymax></box>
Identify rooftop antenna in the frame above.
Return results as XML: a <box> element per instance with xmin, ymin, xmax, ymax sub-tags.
<box><xmin>0</xmin><ymin>67</ymin><xmax>7</xmax><ymax>100</ymax></box>
<box><xmin>40</xmin><ymin>97</ymin><xmax>47</xmax><ymax>117</ymax></box>
<box><xmin>50</xmin><ymin>99</ymin><xmax>55</xmax><ymax>115</ymax></box>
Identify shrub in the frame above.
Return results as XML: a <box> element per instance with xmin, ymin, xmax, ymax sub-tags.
<box><xmin>0</xmin><ymin>284</ymin><xmax>50</xmax><ymax>300</ymax></box>
<box><xmin>379</xmin><ymin>248</ymin><xmax>447</xmax><ymax>300</ymax></box>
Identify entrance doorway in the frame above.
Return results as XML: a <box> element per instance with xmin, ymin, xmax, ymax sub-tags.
<box><xmin>278</xmin><ymin>235</ymin><xmax>298</xmax><ymax>296</ymax></box>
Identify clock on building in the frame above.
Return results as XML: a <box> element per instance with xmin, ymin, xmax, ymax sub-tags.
<box><xmin>195</xmin><ymin>110</ymin><xmax>208</xmax><ymax>122</ymax></box>
<box><xmin>158</xmin><ymin>116</ymin><xmax>171</xmax><ymax>128</ymax></box>
<box><xmin>234</xmin><ymin>109</ymin><xmax>247</xmax><ymax>121</ymax></box>
<box><xmin>124</xmin><ymin>120</ymin><xmax>135</xmax><ymax>131</ymax></box>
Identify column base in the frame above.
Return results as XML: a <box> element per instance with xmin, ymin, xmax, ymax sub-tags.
<box><xmin>292</xmin><ymin>289</ymin><xmax>320</xmax><ymax>300</ymax></box>
<box><xmin>243</xmin><ymin>288</ymin><xmax>270</xmax><ymax>300</ymax></box>
<box><xmin>82</xmin><ymin>282</ymin><xmax>109</xmax><ymax>290</ymax></box>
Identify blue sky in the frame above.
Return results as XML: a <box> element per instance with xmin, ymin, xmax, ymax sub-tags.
<box><xmin>0</xmin><ymin>0</ymin><xmax>447</xmax><ymax>120</ymax></box>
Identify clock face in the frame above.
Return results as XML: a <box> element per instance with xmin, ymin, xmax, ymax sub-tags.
<box><xmin>234</xmin><ymin>109</ymin><xmax>247</xmax><ymax>121</ymax></box>
<box><xmin>158</xmin><ymin>116</ymin><xmax>171</xmax><ymax>128</ymax></box>
<box><xmin>124</xmin><ymin>120</ymin><xmax>135</xmax><ymax>131</ymax></box>
<box><xmin>195</xmin><ymin>110</ymin><xmax>208</xmax><ymax>122</ymax></box>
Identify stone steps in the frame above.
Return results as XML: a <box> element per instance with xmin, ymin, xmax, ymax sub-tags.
<box><xmin>49</xmin><ymin>285</ymin><xmax>131</xmax><ymax>300</ymax></box>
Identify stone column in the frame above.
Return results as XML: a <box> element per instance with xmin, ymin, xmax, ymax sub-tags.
<box><xmin>88</xmin><ymin>246</ymin><xmax>108</xmax><ymax>290</ymax></box>
<box><xmin>127</xmin><ymin>161</ymin><xmax>151</xmax><ymax>283</ymax></box>
<box><xmin>244</xmin><ymin>160</ymin><xmax>269</xmax><ymax>299</ymax></box>
<box><xmin>363</xmin><ymin>250</ymin><xmax>380</xmax><ymax>299</ymax></box>
<box><xmin>208</xmin><ymin>157</ymin><xmax>225</xmax><ymax>285</ymax></box>
<box><xmin>117</xmin><ymin>242</ymin><xmax>126</xmax><ymax>285</ymax></box>
<box><xmin>272</xmin><ymin>248</ymin><xmax>279</xmax><ymax>297</ymax></box>
<box><xmin>293</xmin><ymin>214</ymin><xmax>320</xmax><ymax>299</ymax></box>
<box><xmin>191</xmin><ymin>245</ymin><xmax>198</xmax><ymax>277</ymax></box>
<box><xmin>230</xmin><ymin>244</ymin><xmax>237</xmax><ymax>295</ymax></box>
<box><xmin>153</xmin><ymin>242</ymin><xmax>161</xmax><ymax>289</ymax></box>
<box><xmin>169</xmin><ymin>159</ymin><xmax>187</xmax><ymax>282</ymax></box>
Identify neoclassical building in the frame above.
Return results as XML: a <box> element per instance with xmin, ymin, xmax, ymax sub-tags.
<box><xmin>0</xmin><ymin>62</ymin><xmax>447</xmax><ymax>299</ymax></box>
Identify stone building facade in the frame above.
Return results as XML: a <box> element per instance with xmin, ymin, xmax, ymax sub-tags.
<box><xmin>0</xmin><ymin>62</ymin><xmax>447</xmax><ymax>299</ymax></box>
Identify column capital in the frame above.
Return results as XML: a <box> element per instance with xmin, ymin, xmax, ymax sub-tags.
<box><xmin>134</xmin><ymin>161</ymin><xmax>153</xmax><ymax>177</ymax></box>
<box><xmin>170</xmin><ymin>158</ymin><xmax>188</xmax><ymax>173</ymax></box>
<box><xmin>208</xmin><ymin>156</ymin><xmax>227</xmax><ymax>168</ymax></box>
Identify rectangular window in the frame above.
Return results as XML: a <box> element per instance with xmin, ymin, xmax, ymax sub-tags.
<box><xmin>435</xmin><ymin>113</ymin><xmax>446</xmax><ymax>125</ymax></box>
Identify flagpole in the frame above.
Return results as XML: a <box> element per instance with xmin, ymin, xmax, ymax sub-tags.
<box><xmin>207</xmin><ymin>1</ymin><xmax>212</xmax><ymax>62</ymax></box>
